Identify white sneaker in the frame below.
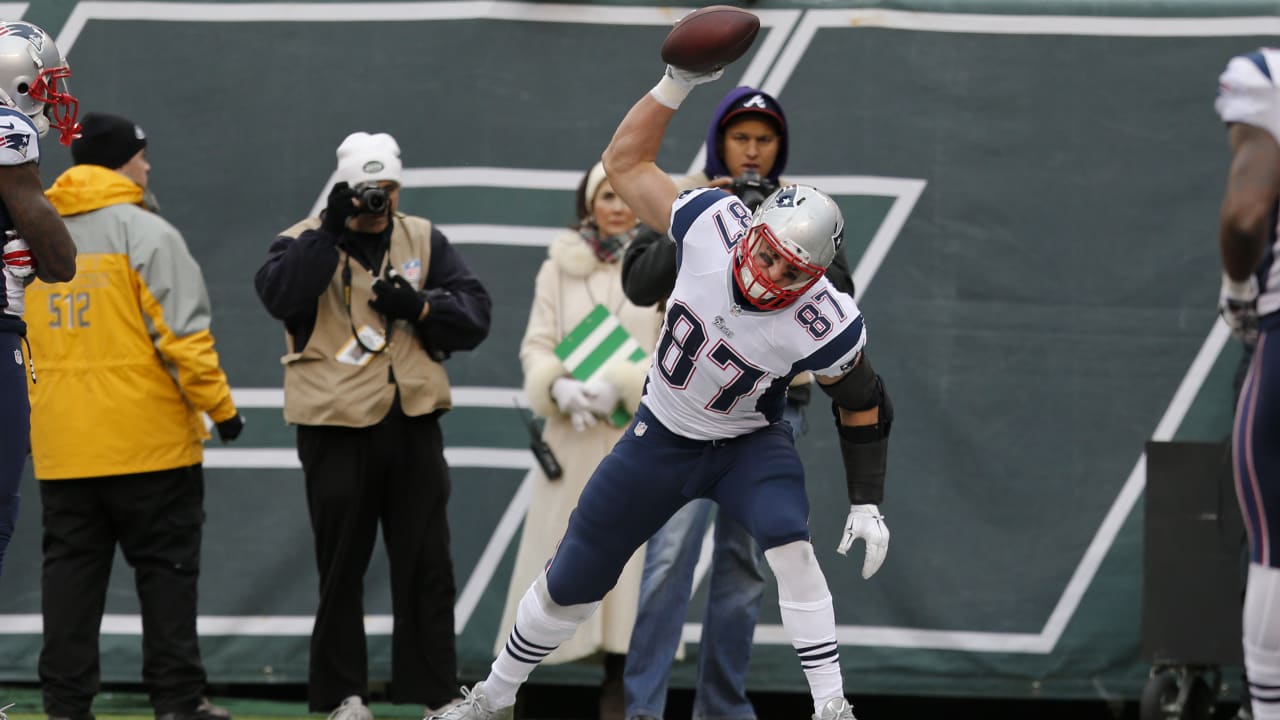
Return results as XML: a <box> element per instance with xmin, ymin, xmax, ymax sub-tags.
<box><xmin>423</xmin><ymin>683</ymin><xmax>512</xmax><ymax>720</ymax></box>
<box><xmin>327</xmin><ymin>696</ymin><xmax>373</xmax><ymax>720</ymax></box>
<box><xmin>812</xmin><ymin>696</ymin><xmax>857</xmax><ymax>720</ymax></box>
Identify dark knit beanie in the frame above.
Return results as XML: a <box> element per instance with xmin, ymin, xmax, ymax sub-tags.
<box><xmin>70</xmin><ymin>113</ymin><xmax>147</xmax><ymax>169</ymax></box>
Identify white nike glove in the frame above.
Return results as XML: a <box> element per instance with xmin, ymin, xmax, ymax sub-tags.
<box><xmin>582</xmin><ymin>377</ymin><xmax>620</xmax><ymax>417</ymax></box>
<box><xmin>551</xmin><ymin>377</ymin><xmax>592</xmax><ymax>414</ymax></box>
<box><xmin>569</xmin><ymin>408</ymin><xmax>598</xmax><ymax>433</ymax></box>
<box><xmin>837</xmin><ymin>504</ymin><xmax>889</xmax><ymax>579</ymax></box>
<box><xmin>1220</xmin><ymin>273</ymin><xmax>1259</xmax><ymax>346</ymax></box>
<box><xmin>649</xmin><ymin>65</ymin><xmax>725</xmax><ymax>109</ymax></box>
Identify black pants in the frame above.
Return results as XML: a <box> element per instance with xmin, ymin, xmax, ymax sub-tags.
<box><xmin>297</xmin><ymin>409</ymin><xmax>457</xmax><ymax>711</ymax></box>
<box><xmin>39</xmin><ymin>465</ymin><xmax>208</xmax><ymax>720</ymax></box>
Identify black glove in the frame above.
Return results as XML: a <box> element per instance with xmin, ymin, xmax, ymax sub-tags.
<box><xmin>215</xmin><ymin>414</ymin><xmax>245</xmax><ymax>443</ymax></box>
<box><xmin>320</xmin><ymin>182</ymin><xmax>358</xmax><ymax>235</ymax></box>
<box><xmin>369</xmin><ymin>272</ymin><xmax>425</xmax><ymax>321</ymax></box>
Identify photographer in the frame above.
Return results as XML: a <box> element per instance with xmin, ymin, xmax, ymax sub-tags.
<box><xmin>620</xmin><ymin>87</ymin><xmax>855</xmax><ymax>720</ymax></box>
<box><xmin>254</xmin><ymin>132</ymin><xmax>491</xmax><ymax>720</ymax></box>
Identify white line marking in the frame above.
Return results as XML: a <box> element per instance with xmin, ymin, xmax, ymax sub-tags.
<box><xmin>230</xmin><ymin>386</ymin><xmax>527</xmax><ymax>408</ymax></box>
<box><xmin>805</xmin><ymin>8</ymin><xmax>1280</xmax><ymax>37</ymax></box>
<box><xmin>454</xmin><ymin>468</ymin><xmax>536</xmax><ymax>634</ymax></box>
<box><xmin>204</xmin><ymin>447</ymin><xmax>533</xmax><ymax>470</ymax></box>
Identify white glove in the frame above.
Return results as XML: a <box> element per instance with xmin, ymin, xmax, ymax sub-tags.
<box><xmin>837</xmin><ymin>504</ymin><xmax>889</xmax><ymax>579</ymax></box>
<box><xmin>1220</xmin><ymin>273</ymin><xmax>1259</xmax><ymax>346</ymax></box>
<box><xmin>582</xmin><ymin>377</ymin><xmax>620</xmax><ymax>417</ymax></box>
<box><xmin>569</xmin><ymin>408</ymin><xmax>598</xmax><ymax>433</ymax></box>
<box><xmin>551</xmin><ymin>377</ymin><xmax>593</xmax><ymax>414</ymax></box>
<box><xmin>649</xmin><ymin>65</ymin><xmax>725</xmax><ymax>110</ymax></box>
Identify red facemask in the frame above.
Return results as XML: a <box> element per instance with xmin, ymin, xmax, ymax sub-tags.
<box><xmin>732</xmin><ymin>222</ymin><xmax>825</xmax><ymax>310</ymax></box>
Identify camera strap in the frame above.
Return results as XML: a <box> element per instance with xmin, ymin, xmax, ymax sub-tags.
<box><xmin>341</xmin><ymin>251</ymin><xmax>392</xmax><ymax>356</ymax></box>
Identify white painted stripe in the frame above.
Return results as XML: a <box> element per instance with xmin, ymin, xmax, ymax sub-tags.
<box><xmin>59</xmin><ymin>2</ymin><xmax>805</xmax><ymax>53</ymax></box>
<box><xmin>204</xmin><ymin>447</ymin><xmax>534</xmax><ymax>470</ymax></box>
<box><xmin>2</xmin><ymin>5</ymin><xmax>29</xmax><ymax>20</ymax></box>
<box><xmin>401</xmin><ymin>167</ymin><xmax>582</xmax><ymax>189</ymax></box>
<box><xmin>1037</xmin><ymin>319</ymin><xmax>1233</xmax><ymax>651</ymax></box>
<box><xmin>454</xmin><ymin>468</ymin><xmax>536</xmax><ymax>634</ymax></box>
<box><xmin>804</xmin><ymin>8</ymin><xmax>1280</xmax><ymax>37</ymax></box>
<box><xmin>437</xmin><ymin>225</ymin><xmax>559</xmax><ymax>247</ymax></box>
<box><xmin>0</xmin><ymin>471</ymin><xmax>541</xmax><ymax>638</ymax></box>
<box><xmin>228</xmin><ymin>386</ymin><xmax>528</xmax><ymax>409</ymax></box>
<box><xmin>682</xmin><ymin>622</ymin><xmax>1048</xmax><ymax>652</ymax></box>
<box><xmin>751</xmin><ymin>624</ymin><xmax>1049</xmax><ymax>652</ymax></box>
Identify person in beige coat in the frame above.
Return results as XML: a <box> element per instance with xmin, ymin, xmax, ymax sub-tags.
<box><xmin>496</xmin><ymin>162</ymin><xmax>662</xmax><ymax>719</ymax></box>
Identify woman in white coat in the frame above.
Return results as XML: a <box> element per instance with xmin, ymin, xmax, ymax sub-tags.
<box><xmin>496</xmin><ymin>162</ymin><xmax>663</xmax><ymax>718</ymax></box>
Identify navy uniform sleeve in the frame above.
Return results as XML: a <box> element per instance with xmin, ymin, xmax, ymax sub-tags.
<box><xmin>253</xmin><ymin>227</ymin><xmax>341</xmax><ymax>328</ymax></box>
<box><xmin>415</xmin><ymin>226</ymin><xmax>492</xmax><ymax>355</ymax></box>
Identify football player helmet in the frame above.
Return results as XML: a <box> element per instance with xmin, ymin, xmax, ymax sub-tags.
<box><xmin>0</xmin><ymin>21</ymin><xmax>79</xmax><ymax>145</ymax></box>
<box><xmin>733</xmin><ymin>184</ymin><xmax>844</xmax><ymax>310</ymax></box>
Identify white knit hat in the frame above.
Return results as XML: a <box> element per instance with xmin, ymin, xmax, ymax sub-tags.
<box><xmin>333</xmin><ymin>131</ymin><xmax>402</xmax><ymax>187</ymax></box>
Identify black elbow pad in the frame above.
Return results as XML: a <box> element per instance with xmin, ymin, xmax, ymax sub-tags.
<box><xmin>832</xmin><ymin>375</ymin><xmax>893</xmax><ymax>505</ymax></box>
<box><xmin>820</xmin><ymin>353</ymin><xmax>879</xmax><ymax>411</ymax></box>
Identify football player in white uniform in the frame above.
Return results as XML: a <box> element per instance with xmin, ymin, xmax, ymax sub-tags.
<box><xmin>0</xmin><ymin>19</ymin><xmax>79</xmax><ymax>580</ymax></box>
<box><xmin>431</xmin><ymin>68</ymin><xmax>892</xmax><ymax>720</ymax></box>
<box><xmin>1218</xmin><ymin>48</ymin><xmax>1280</xmax><ymax>720</ymax></box>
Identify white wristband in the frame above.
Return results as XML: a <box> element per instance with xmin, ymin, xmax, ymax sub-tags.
<box><xmin>649</xmin><ymin>73</ymin><xmax>692</xmax><ymax>110</ymax></box>
<box><xmin>1223</xmin><ymin>273</ymin><xmax>1256</xmax><ymax>298</ymax></box>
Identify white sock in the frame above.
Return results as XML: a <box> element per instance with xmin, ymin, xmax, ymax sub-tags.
<box><xmin>765</xmin><ymin>541</ymin><xmax>845</xmax><ymax>715</ymax></box>
<box><xmin>485</xmin><ymin>573</ymin><xmax>598</xmax><ymax>708</ymax></box>
<box><xmin>780</xmin><ymin>596</ymin><xmax>844</xmax><ymax>715</ymax></box>
<box><xmin>1245</xmin><ymin>563</ymin><xmax>1280</xmax><ymax>719</ymax></box>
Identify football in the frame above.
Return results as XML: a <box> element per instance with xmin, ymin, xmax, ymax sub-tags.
<box><xmin>660</xmin><ymin>5</ymin><xmax>761</xmax><ymax>74</ymax></box>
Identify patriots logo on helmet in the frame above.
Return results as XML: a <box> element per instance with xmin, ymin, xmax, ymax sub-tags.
<box><xmin>0</xmin><ymin>131</ymin><xmax>30</xmax><ymax>157</ymax></box>
<box><xmin>0</xmin><ymin>22</ymin><xmax>43</xmax><ymax>51</ymax></box>
<box><xmin>773</xmin><ymin>186</ymin><xmax>799</xmax><ymax>208</ymax></box>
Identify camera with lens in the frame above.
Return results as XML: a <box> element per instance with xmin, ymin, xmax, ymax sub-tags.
<box><xmin>729</xmin><ymin>171</ymin><xmax>778</xmax><ymax>212</ymax></box>
<box><xmin>353</xmin><ymin>182</ymin><xmax>389</xmax><ymax>215</ymax></box>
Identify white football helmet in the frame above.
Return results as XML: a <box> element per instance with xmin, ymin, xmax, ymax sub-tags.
<box><xmin>733</xmin><ymin>184</ymin><xmax>845</xmax><ymax>310</ymax></box>
<box><xmin>0</xmin><ymin>21</ymin><xmax>79</xmax><ymax>145</ymax></box>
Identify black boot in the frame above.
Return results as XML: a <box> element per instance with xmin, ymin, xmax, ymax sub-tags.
<box><xmin>599</xmin><ymin>653</ymin><xmax>625</xmax><ymax>720</ymax></box>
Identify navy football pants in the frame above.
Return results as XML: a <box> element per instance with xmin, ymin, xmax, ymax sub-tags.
<box><xmin>1236</xmin><ymin>330</ymin><xmax>1280</xmax><ymax>567</ymax></box>
<box><xmin>0</xmin><ymin>331</ymin><xmax>29</xmax><ymax>579</ymax></box>
<box><xmin>546</xmin><ymin>403</ymin><xmax>811</xmax><ymax>606</ymax></box>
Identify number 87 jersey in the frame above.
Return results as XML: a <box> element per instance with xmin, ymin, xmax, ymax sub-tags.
<box><xmin>641</xmin><ymin>188</ymin><xmax>866</xmax><ymax>441</ymax></box>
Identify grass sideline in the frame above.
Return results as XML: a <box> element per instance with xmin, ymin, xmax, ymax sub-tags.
<box><xmin>0</xmin><ymin>686</ymin><xmax>429</xmax><ymax>720</ymax></box>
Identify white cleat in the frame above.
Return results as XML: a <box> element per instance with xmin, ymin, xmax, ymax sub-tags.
<box><xmin>424</xmin><ymin>683</ymin><xmax>512</xmax><ymax>720</ymax></box>
<box><xmin>1</xmin><ymin>702</ymin><xmax>13</xmax><ymax>720</ymax></box>
<box><xmin>812</xmin><ymin>696</ymin><xmax>857</xmax><ymax>720</ymax></box>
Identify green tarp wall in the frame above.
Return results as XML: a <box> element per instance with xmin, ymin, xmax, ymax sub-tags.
<box><xmin>0</xmin><ymin>0</ymin><xmax>1271</xmax><ymax>702</ymax></box>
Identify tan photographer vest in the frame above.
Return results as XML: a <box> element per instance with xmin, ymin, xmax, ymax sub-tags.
<box><xmin>278</xmin><ymin>213</ymin><xmax>452</xmax><ymax>427</ymax></box>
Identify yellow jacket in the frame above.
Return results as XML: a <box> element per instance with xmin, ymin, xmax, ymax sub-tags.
<box><xmin>25</xmin><ymin>165</ymin><xmax>237</xmax><ymax>479</ymax></box>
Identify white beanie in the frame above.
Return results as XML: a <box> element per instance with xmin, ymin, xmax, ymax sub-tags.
<box><xmin>334</xmin><ymin>131</ymin><xmax>402</xmax><ymax>187</ymax></box>
<box><xmin>584</xmin><ymin>161</ymin><xmax>608</xmax><ymax>214</ymax></box>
